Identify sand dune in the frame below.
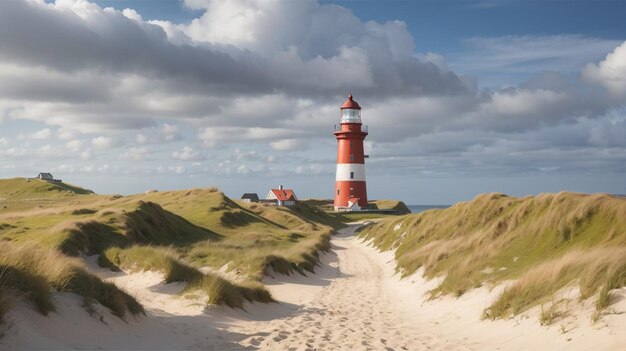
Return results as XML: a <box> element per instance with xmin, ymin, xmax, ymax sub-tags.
<box><xmin>2</xmin><ymin>223</ymin><xmax>625</xmax><ymax>350</ymax></box>
<box><xmin>222</xmin><ymin>224</ymin><xmax>471</xmax><ymax>350</ymax></box>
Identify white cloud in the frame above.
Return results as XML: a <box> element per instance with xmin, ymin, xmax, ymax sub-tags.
<box><xmin>452</xmin><ymin>35</ymin><xmax>622</xmax><ymax>87</ymax></box>
<box><xmin>583</xmin><ymin>41</ymin><xmax>626</xmax><ymax>97</ymax></box>
<box><xmin>0</xmin><ymin>0</ymin><xmax>625</xmax><ymax>193</ymax></box>
<box><xmin>483</xmin><ymin>89</ymin><xmax>568</xmax><ymax>117</ymax></box>
<box><xmin>134</xmin><ymin>124</ymin><xmax>182</xmax><ymax>145</ymax></box>
<box><xmin>0</xmin><ymin>147</ymin><xmax>27</xmax><ymax>158</ymax></box>
<box><xmin>233</xmin><ymin>148</ymin><xmax>258</xmax><ymax>161</ymax></box>
<box><xmin>38</xmin><ymin>144</ymin><xmax>64</xmax><ymax>158</ymax></box>
<box><xmin>199</xmin><ymin>127</ymin><xmax>303</xmax><ymax>147</ymax></box>
<box><xmin>269</xmin><ymin>139</ymin><xmax>306</xmax><ymax>151</ymax></box>
<box><xmin>30</xmin><ymin>128</ymin><xmax>52</xmax><ymax>140</ymax></box>
<box><xmin>119</xmin><ymin>147</ymin><xmax>151</xmax><ymax>161</ymax></box>
<box><xmin>65</xmin><ymin>139</ymin><xmax>83</xmax><ymax>152</ymax></box>
<box><xmin>161</xmin><ymin>123</ymin><xmax>181</xmax><ymax>142</ymax></box>
<box><xmin>91</xmin><ymin>136</ymin><xmax>114</xmax><ymax>150</ymax></box>
<box><xmin>57</xmin><ymin>128</ymin><xmax>78</xmax><ymax>140</ymax></box>
<box><xmin>0</xmin><ymin>137</ymin><xmax>8</xmax><ymax>145</ymax></box>
<box><xmin>295</xmin><ymin>163</ymin><xmax>325</xmax><ymax>175</ymax></box>
<box><xmin>122</xmin><ymin>8</ymin><xmax>143</xmax><ymax>21</ymax></box>
<box><xmin>171</xmin><ymin>146</ymin><xmax>200</xmax><ymax>161</ymax></box>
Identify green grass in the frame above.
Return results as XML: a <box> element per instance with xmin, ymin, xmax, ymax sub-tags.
<box><xmin>0</xmin><ymin>242</ymin><xmax>143</xmax><ymax>320</ymax></box>
<box><xmin>359</xmin><ymin>192</ymin><xmax>626</xmax><ymax>321</ymax></box>
<box><xmin>0</xmin><ymin>179</ymin><xmax>346</xmax><ymax>315</ymax></box>
<box><xmin>538</xmin><ymin>299</ymin><xmax>569</xmax><ymax>326</ymax></box>
<box><xmin>368</xmin><ymin>199</ymin><xmax>411</xmax><ymax>214</ymax></box>
<box><xmin>0</xmin><ymin>178</ymin><xmax>93</xmax><ymax>199</ymax></box>
<box><xmin>101</xmin><ymin>246</ymin><xmax>274</xmax><ymax>308</ymax></box>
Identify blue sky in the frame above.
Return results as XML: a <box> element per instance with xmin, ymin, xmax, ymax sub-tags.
<box><xmin>1</xmin><ymin>0</ymin><xmax>626</xmax><ymax>204</ymax></box>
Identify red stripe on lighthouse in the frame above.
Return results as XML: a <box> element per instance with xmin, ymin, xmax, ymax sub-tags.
<box><xmin>334</xmin><ymin>94</ymin><xmax>368</xmax><ymax>210</ymax></box>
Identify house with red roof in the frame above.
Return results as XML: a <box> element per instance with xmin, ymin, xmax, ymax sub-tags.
<box><xmin>265</xmin><ymin>185</ymin><xmax>298</xmax><ymax>206</ymax></box>
<box><xmin>346</xmin><ymin>197</ymin><xmax>361</xmax><ymax>211</ymax></box>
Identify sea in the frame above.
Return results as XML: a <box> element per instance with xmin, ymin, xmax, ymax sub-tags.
<box><xmin>407</xmin><ymin>205</ymin><xmax>450</xmax><ymax>213</ymax></box>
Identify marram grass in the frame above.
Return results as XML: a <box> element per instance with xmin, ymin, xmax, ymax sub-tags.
<box><xmin>101</xmin><ymin>246</ymin><xmax>275</xmax><ymax>308</ymax></box>
<box><xmin>0</xmin><ymin>179</ymin><xmax>340</xmax><ymax>316</ymax></box>
<box><xmin>359</xmin><ymin>192</ymin><xmax>626</xmax><ymax>321</ymax></box>
<box><xmin>0</xmin><ymin>242</ymin><xmax>143</xmax><ymax>320</ymax></box>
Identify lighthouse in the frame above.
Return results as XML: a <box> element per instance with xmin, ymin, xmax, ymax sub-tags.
<box><xmin>333</xmin><ymin>94</ymin><xmax>368</xmax><ymax>211</ymax></box>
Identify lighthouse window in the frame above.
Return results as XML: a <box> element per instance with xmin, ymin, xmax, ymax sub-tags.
<box><xmin>350</xmin><ymin>154</ymin><xmax>354</xmax><ymax>161</ymax></box>
<box><xmin>337</xmin><ymin>189</ymin><xmax>340</xmax><ymax>195</ymax></box>
<box><xmin>350</xmin><ymin>172</ymin><xmax>354</xmax><ymax>179</ymax></box>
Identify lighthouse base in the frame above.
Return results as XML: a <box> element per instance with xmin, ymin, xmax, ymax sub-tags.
<box><xmin>334</xmin><ymin>205</ymin><xmax>362</xmax><ymax>212</ymax></box>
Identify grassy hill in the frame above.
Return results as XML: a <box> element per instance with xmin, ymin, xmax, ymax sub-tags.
<box><xmin>359</xmin><ymin>192</ymin><xmax>626</xmax><ymax>323</ymax></box>
<box><xmin>0</xmin><ymin>178</ymin><xmax>93</xmax><ymax>198</ymax></box>
<box><xmin>0</xmin><ymin>179</ymin><xmax>345</xmax><ymax>322</ymax></box>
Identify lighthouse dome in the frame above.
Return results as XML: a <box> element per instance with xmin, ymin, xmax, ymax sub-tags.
<box><xmin>340</xmin><ymin>94</ymin><xmax>361</xmax><ymax>110</ymax></box>
<box><xmin>340</xmin><ymin>94</ymin><xmax>362</xmax><ymax>123</ymax></box>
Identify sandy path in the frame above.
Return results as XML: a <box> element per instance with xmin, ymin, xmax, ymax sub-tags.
<box><xmin>5</xmin><ymin>223</ymin><xmax>622</xmax><ymax>350</ymax></box>
<box><xmin>220</xmin><ymin>224</ymin><xmax>470</xmax><ymax>351</ymax></box>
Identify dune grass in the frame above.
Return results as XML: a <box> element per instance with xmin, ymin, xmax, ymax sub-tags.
<box><xmin>0</xmin><ymin>178</ymin><xmax>93</xmax><ymax>199</ymax></box>
<box><xmin>101</xmin><ymin>246</ymin><xmax>275</xmax><ymax>308</ymax></box>
<box><xmin>0</xmin><ymin>179</ymin><xmax>342</xmax><ymax>315</ymax></box>
<box><xmin>0</xmin><ymin>242</ymin><xmax>143</xmax><ymax>320</ymax></box>
<box><xmin>359</xmin><ymin>192</ymin><xmax>626</xmax><ymax>321</ymax></box>
<box><xmin>187</xmin><ymin>230</ymin><xmax>332</xmax><ymax>280</ymax></box>
<box><xmin>0</xmin><ymin>268</ymin><xmax>17</xmax><ymax>325</ymax></box>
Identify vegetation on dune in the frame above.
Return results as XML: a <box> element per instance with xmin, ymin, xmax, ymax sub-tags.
<box><xmin>0</xmin><ymin>242</ymin><xmax>143</xmax><ymax>321</ymax></box>
<box><xmin>188</xmin><ymin>230</ymin><xmax>332</xmax><ymax>280</ymax></box>
<box><xmin>300</xmin><ymin>199</ymin><xmax>411</xmax><ymax>217</ymax></box>
<box><xmin>0</xmin><ymin>178</ymin><xmax>93</xmax><ymax>199</ymax></box>
<box><xmin>0</xmin><ymin>179</ymin><xmax>345</xmax><ymax>316</ymax></box>
<box><xmin>101</xmin><ymin>246</ymin><xmax>274</xmax><ymax>308</ymax></box>
<box><xmin>1</xmin><ymin>200</ymin><xmax>218</xmax><ymax>255</ymax></box>
<box><xmin>368</xmin><ymin>200</ymin><xmax>411</xmax><ymax>214</ymax></box>
<box><xmin>359</xmin><ymin>192</ymin><xmax>626</xmax><ymax>321</ymax></box>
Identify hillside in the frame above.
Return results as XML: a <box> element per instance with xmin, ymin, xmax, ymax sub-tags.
<box><xmin>0</xmin><ymin>178</ymin><xmax>93</xmax><ymax>198</ymax></box>
<box><xmin>359</xmin><ymin>192</ymin><xmax>626</xmax><ymax>322</ymax></box>
<box><xmin>0</xmin><ymin>179</ymin><xmax>345</xmax><ymax>323</ymax></box>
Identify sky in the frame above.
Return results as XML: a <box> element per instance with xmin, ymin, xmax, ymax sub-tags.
<box><xmin>1</xmin><ymin>0</ymin><xmax>626</xmax><ymax>205</ymax></box>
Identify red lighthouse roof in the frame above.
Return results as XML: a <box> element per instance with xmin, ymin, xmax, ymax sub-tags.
<box><xmin>340</xmin><ymin>94</ymin><xmax>361</xmax><ymax>110</ymax></box>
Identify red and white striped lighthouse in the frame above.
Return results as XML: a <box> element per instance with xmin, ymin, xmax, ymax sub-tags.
<box><xmin>333</xmin><ymin>94</ymin><xmax>368</xmax><ymax>211</ymax></box>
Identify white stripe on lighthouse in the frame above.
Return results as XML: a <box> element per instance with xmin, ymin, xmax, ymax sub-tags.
<box><xmin>335</xmin><ymin>164</ymin><xmax>366</xmax><ymax>181</ymax></box>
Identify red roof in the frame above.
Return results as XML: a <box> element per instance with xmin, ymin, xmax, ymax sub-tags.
<box><xmin>340</xmin><ymin>94</ymin><xmax>361</xmax><ymax>110</ymax></box>
<box><xmin>270</xmin><ymin>189</ymin><xmax>296</xmax><ymax>201</ymax></box>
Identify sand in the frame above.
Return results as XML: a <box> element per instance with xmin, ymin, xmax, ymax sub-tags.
<box><xmin>1</xmin><ymin>223</ymin><xmax>625</xmax><ymax>350</ymax></box>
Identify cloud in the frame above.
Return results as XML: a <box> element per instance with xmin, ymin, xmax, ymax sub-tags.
<box><xmin>269</xmin><ymin>139</ymin><xmax>307</xmax><ymax>151</ymax></box>
<box><xmin>583</xmin><ymin>41</ymin><xmax>626</xmax><ymax>97</ymax></box>
<box><xmin>135</xmin><ymin>124</ymin><xmax>183</xmax><ymax>144</ymax></box>
<box><xmin>198</xmin><ymin>127</ymin><xmax>303</xmax><ymax>147</ymax></box>
<box><xmin>119</xmin><ymin>147</ymin><xmax>151</xmax><ymax>161</ymax></box>
<box><xmin>30</xmin><ymin>128</ymin><xmax>52</xmax><ymax>140</ymax></box>
<box><xmin>91</xmin><ymin>136</ymin><xmax>115</xmax><ymax>149</ymax></box>
<box><xmin>171</xmin><ymin>146</ymin><xmax>201</xmax><ymax>161</ymax></box>
<box><xmin>0</xmin><ymin>0</ymin><xmax>626</xmax><ymax>189</ymax></box>
<box><xmin>451</xmin><ymin>35</ymin><xmax>622</xmax><ymax>87</ymax></box>
<box><xmin>65</xmin><ymin>139</ymin><xmax>83</xmax><ymax>151</ymax></box>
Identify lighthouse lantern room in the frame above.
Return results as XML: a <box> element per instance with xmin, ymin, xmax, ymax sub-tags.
<box><xmin>334</xmin><ymin>94</ymin><xmax>368</xmax><ymax>211</ymax></box>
